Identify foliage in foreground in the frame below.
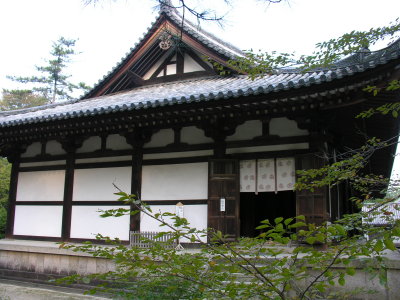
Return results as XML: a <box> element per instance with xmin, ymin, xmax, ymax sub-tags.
<box><xmin>0</xmin><ymin>158</ymin><xmax>10</xmax><ymax>238</ymax></box>
<box><xmin>60</xmin><ymin>186</ymin><xmax>400</xmax><ymax>300</ymax></box>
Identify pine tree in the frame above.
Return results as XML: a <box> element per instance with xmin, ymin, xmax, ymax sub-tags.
<box><xmin>7</xmin><ymin>37</ymin><xmax>90</xmax><ymax>104</ymax></box>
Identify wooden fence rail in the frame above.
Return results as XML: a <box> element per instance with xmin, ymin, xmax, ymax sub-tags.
<box><xmin>130</xmin><ymin>231</ymin><xmax>177</xmax><ymax>248</ymax></box>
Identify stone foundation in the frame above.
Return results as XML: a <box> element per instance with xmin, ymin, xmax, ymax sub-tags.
<box><xmin>0</xmin><ymin>239</ymin><xmax>115</xmax><ymax>281</ymax></box>
<box><xmin>0</xmin><ymin>239</ymin><xmax>399</xmax><ymax>299</ymax></box>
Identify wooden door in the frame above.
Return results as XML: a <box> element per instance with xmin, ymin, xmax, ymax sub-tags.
<box><xmin>295</xmin><ymin>154</ymin><xmax>328</xmax><ymax>225</ymax></box>
<box><xmin>208</xmin><ymin>159</ymin><xmax>240</xmax><ymax>241</ymax></box>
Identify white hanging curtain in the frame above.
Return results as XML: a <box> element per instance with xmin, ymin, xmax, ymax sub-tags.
<box><xmin>257</xmin><ymin>159</ymin><xmax>275</xmax><ymax>192</ymax></box>
<box><xmin>276</xmin><ymin>157</ymin><xmax>296</xmax><ymax>191</ymax></box>
<box><xmin>240</xmin><ymin>160</ymin><xmax>256</xmax><ymax>192</ymax></box>
<box><xmin>240</xmin><ymin>157</ymin><xmax>295</xmax><ymax>193</ymax></box>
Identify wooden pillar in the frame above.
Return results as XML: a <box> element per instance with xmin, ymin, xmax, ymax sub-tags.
<box><xmin>176</xmin><ymin>51</ymin><xmax>184</xmax><ymax>75</ymax></box>
<box><xmin>60</xmin><ymin>138</ymin><xmax>83</xmax><ymax>241</ymax></box>
<box><xmin>2</xmin><ymin>144</ymin><xmax>26</xmax><ymax>238</ymax></box>
<box><xmin>213</xmin><ymin>138</ymin><xmax>227</xmax><ymax>158</ymax></box>
<box><xmin>5</xmin><ymin>155</ymin><xmax>20</xmax><ymax>238</ymax></box>
<box><xmin>124</xmin><ymin>130</ymin><xmax>153</xmax><ymax>232</ymax></box>
<box><xmin>201</xmin><ymin>118</ymin><xmax>238</xmax><ymax>158</ymax></box>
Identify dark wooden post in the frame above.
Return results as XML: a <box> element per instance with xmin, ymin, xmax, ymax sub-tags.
<box><xmin>201</xmin><ymin>118</ymin><xmax>238</xmax><ymax>158</ymax></box>
<box><xmin>60</xmin><ymin>138</ymin><xmax>83</xmax><ymax>241</ymax></box>
<box><xmin>3</xmin><ymin>144</ymin><xmax>26</xmax><ymax>238</ymax></box>
<box><xmin>124</xmin><ymin>129</ymin><xmax>153</xmax><ymax>232</ymax></box>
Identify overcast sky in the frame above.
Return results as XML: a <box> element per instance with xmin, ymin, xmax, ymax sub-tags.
<box><xmin>0</xmin><ymin>0</ymin><xmax>399</xmax><ymax>93</ymax></box>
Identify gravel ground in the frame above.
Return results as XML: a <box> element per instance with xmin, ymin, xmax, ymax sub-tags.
<box><xmin>0</xmin><ymin>279</ymin><xmax>109</xmax><ymax>300</ymax></box>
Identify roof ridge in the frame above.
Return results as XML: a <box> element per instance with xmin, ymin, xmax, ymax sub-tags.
<box><xmin>163</xmin><ymin>5</ymin><xmax>244</xmax><ymax>58</ymax></box>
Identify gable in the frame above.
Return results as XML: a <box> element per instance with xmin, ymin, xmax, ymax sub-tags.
<box><xmin>82</xmin><ymin>9</ymin><xmax>243</xmax><ymax>99</ymax></box>
<box><xmin>143</xmin><ymin>48</ymin><xmax>214</xmax><ymax>80</ymax></box>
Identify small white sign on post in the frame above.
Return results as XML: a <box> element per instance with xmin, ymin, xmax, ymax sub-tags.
<box><xmin>175</xmin><ymin>202</ymin><xmax>185</xmax><ymax>251</ymax></box>
<box><xmin>220</xmin><ymin>197</ymin><xmax>226</xmax><ymax>212</ymax></box>
<box><xmin>176</xmin><ymin>202</ymin><xmax>184</xmax><ymax>218</ymax></box>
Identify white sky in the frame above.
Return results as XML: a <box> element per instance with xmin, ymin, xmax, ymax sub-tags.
<box><xmin>0</xmin><ymin>0</ymin><xmax>399</xmax><ymax>176</ymax></box>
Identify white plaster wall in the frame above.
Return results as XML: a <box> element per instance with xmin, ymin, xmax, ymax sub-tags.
<box><xmin>181</xmin><ymin>126</ymin><xmax>213</xmax><ymax>144</ymax></box>
<box><xmin>144</xmin><ymin>129</ymin><xmax>174</xmax><ymax>148</ymax></box>
<box><xmin>73</xmin><ymin>167</ymin><xmax>131</xmax><ymax>201</ymax></box>
<box><xmin>226</xmin><ymin>120</ymin><xmax>262</xmax><ymax>141</ymax></box>
<box><xmin>107</xmin><ymin>134</ymin><xmax>131</xmax><ymax>150</ymax></box>
<box><xmin>141</xmin><ymin>163</ymin><xmax>208</xmax><ymax>200</ymax></box>
<box><xmin>183</xmin><ymin>53</ymin><xmax>205</xmax><ymax>73</ymax></box>
<box><xmin>77</xmin><ymin>136</ymin><xmax>101</xmax><ymax>153</ymax></box>
<box><xmin>140</xmin><ymin>204</ymin><xmax>208</xmax><ymax>242</ymax></box>
<box><xmin>19</xmin><ymin>160</ymin><xmax>66</xmax><ymax>168</ymax></box>
<box><xmin>226</xmin><ymin>143</ymin><xmax>309</xmax><ymax>154</ymax></box>
<box><xmin>21</xmin><ymin>142</ymin><xmax>41</xmax><ymax>158</ymax></box>
<box><xmin>143</xmin><ymin>150</ymin><xmax>212</xmax><ymax>160</ymax></box>
<box><xmin>166</xmin><ymin>64</ymin><xmax>176</xmax><ymax>75</ymax></box>
<box><xmin>16</xmin><ymin>170</ymin><xmax>65</xmax><ymax>201</ymax></box>
<box><xmin>70</xmin><ymin>206</ymin><xmax>130</xmax><ymax>240</ymax></box>
<box><xmin>270</xmin><ymin>117</ymin><xmax>309</xmax><ymax>137</ymax></box>
<box><xmin>46</xmin><ymin>140</ymin><xmax>66</xmax><ymax>155</ymax></box>
<box><xmin>75</xmin><ymin>156</ymin><xmax>131</xmax><ymax>164</ymax></box>
<box><xmin>14</xmin><ymin>205</ymin><xmax>63</xmax><ymax>237</ymax></box>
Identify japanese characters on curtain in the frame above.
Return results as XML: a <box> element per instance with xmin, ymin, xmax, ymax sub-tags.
<box><xmin>240</xmin><ymin>158</ymin><xmax>295</xmax><ymax>193</ymax></box>
<box><xmin>239</xmin><ymin>160</ymin><xmax>256</xmax><ymax>192</ymax></box>
<box><xmin>257</xmin><ymin>159</ymin><xmax>275</xmax><ymax>192</ymax></box>
<box><xmin>276</xmin><ymin>158</ymin><xmax>296</xmax><ymax>191</ymax></box>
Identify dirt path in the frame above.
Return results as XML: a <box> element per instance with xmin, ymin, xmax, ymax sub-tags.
<box><xmin>0</xmin><ymin>279</ymin><xmax>109</xmax><ymax>300</ymax></box>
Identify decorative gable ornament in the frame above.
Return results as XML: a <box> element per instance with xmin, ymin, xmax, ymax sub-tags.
<box><xmin>159</xmin><ymin>31</ymin><xmax>173</xmax><ymax>50</ymax></box>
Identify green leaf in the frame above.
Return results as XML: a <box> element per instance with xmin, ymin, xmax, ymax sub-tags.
<box><xmin>374</xmin><ymin>240</ymin><xmax>384</xmax><ymax>252</ymax></box>
<box><xmin>288</xmin><ymin>222</ymin><xmax>306</xmax><ymax>229</ymax></box>
<box><xmin>346</xmin><ymin>267</ymin><xmax>356</xmax><ymax>276</ymax></box>
<box><xmin>335</xmin><ymin>224</ymin><xmax>346</xmax><ymax>236</ymax></box>
<box><xmin>274</xmin><ymin>217</ymin><xmax>284</xmax><ymax>224</ymax></box>
<box><xmin>275</xmin><ymin>223</ymin><xmax>284</xmax><ymax>232</ymax></box>
<box><xmin>383</xmin><ymin>238</ymin><xmax>396</xmax><ymax>251</ymax></box>
<box><xmin>338</xmin><ymin>276</ymin><xmax>345</xmax><ymax>286</ymax></box>
<box><xmin>284</xmin><ymin>218</ymin><xmax>293</xmax><ymax>226</ymax></box>
<box><xmin>305</xmin><ymin>237</ymin><xmax>316</xmax><ymax>244</ymax></box>
<box><xmin>82</xmin><ymin>277</ymin><xmax>91</xmax><ymax>284</ymax></box>
<box><xmin>256</xmin><ymin>224</ymin><xmax>270</xmax><ymax>230</ymax></box>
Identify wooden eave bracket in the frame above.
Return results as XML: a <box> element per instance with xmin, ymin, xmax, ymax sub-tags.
<box><xmin>0</xmin><ymin>143</ymin><xmax>27</xmax><ymax>162</ymax></box>
<box><xmin>127</xmin><ymin>70</ymin><xmax>145</xmax><ymax>86</ymax></box>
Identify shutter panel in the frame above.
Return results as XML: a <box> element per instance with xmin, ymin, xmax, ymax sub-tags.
<box><xmin>208</xmin><ymin>159</ymin><xmax>239</xmax><ymax>241</ymax></box>
<box><xmin>295</xmin><ymin>154</ymin><xmax>328</xmax><ymax>225</ymax></box>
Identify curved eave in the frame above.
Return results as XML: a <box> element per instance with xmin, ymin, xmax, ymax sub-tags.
<box><xmin>1</xmin><ymin>53</ymin><xmax>399</xmax><ymax>130</ymax></box>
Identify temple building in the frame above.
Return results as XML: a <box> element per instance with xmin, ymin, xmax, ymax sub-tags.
<box><xmin>0</xmin><ymin>4</ymin><xmax>399</xmax><ymax>247</ymax></box>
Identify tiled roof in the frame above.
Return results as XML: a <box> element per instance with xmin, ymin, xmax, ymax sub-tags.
<box><xmin>1</xmin><ymin>25</ymin><xmax>399</xmax><ymax>128</ymax></box>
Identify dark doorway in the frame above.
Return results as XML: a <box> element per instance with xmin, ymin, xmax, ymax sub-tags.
<box><xmin>240</xmin><ymin>191</ymin><xmax>296</xmax><ymax>238</ymax></box>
